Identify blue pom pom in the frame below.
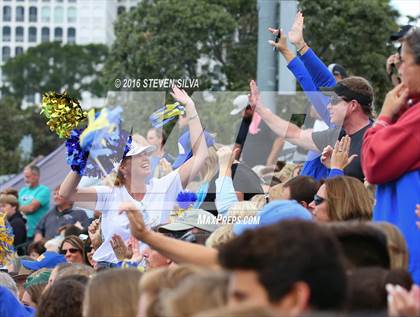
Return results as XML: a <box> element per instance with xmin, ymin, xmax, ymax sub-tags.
<box><xmin>176</xmin><ymin>191</ymin><xmax>198</xmax><ymax>209</ymax></box>
<box><xmin>65</xmin><ymin>107</ymin><xmax>132</xmax><ymax>178</ymax></box>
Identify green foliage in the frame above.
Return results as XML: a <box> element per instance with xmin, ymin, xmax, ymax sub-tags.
<box><xmin>0</xmin><ymin>98</ymin><xmax>23</xmax><ymax>174</ymax></box>
<box><xmin>0</xmin><ymin>97</ymin><xmax>62</xmax><ymax>175</ymax></box>
<box><xmin>299</xmin><ymin>0</ymin><xmax>399</xmax><ymax>109</ymax></box>
<box><xmin>1</xmin><ymin>42</ymin><xmax>109</xmax><ymax>101</ymax></box>
<box><xmin>102</xmin><ymin>0</ymin><xmax>256</xmax><ymax>91</ymax></box>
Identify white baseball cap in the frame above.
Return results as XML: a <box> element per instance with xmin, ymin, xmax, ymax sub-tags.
<box><xmin>125</xmin><ymin>140</ymin><xmax>156</xmax><ymax>157</ymax></box>
<box><xmin>230</xmin><ymin>95</ymin><xmax>249</xmax><ymax>115</ymax></box>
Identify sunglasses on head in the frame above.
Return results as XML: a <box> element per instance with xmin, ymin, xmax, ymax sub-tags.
<box><xmin>59</xmin><ymin>248</ymin><xmax>80</xmax><ymax>255</ymax></box>
<box><xmin>313</xmin><ymin>194</ymin><xmax>326</xmax><ymax>206</ymax></box>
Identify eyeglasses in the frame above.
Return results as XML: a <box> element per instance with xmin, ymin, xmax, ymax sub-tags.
<box><xmin>59</xmin><ymin>248</ymin><xmax>80</xmax><ymax>255</ymax></box>
<box><xmin>179</xmin><ymin>231</ymin><xmax>198</xmax><ymax>243</ymax></box>
<box><xmin>313</xmin><ymin>194</ymin><xmax>326</xmax><ymax>206</ymax></box>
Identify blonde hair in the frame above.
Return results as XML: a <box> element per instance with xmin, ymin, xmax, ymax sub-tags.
<box><xmin>0</xmin><ymin>194</ymin><xmax>19</xmax><ymax>209</ymax></box>
<box><xmin>83</xmin><ymin>269</ymin><xmax>142</xmax><ymax>317</ymax></box>
<box><xmin>250</xmin><ymin>194</ymin><xmax>266</xmax><ymax>209</ymax></box>
<box><xmin>205</xmin><ymin>225</ymin><xmax>235</xmax><ymax>248</ymax></box>
<box><xmin>197</xmin><ymin>146</ymin><xmax>218</xmax><ymax>182</ymax></box>
<box><xmin>370</xmin><ymin>222</ymin><xmax>409</xmax><ymax>270</ymax></box>
<box><xmin>161</xmin><ymin>271</ymin><xmax>228</xmax><ymax>317</ymax></box>
<box><xmin>323</xmin><ymin>176</ymin><xmax>373</xmax><ymax>221</ymax></box>
<box><xmin>227</xmin><ymin>201</ymin><xmax>258</xmax><ymax>218</ymax></box>
<box><xmin>113</xmin><ymin>134</ymin><xmax>150</xmax><ymax>187</ymax></box>
<box><xmin>139</xmin><ymin>265</ymin><xmax>204</xmax><ymax>317</ymax></box>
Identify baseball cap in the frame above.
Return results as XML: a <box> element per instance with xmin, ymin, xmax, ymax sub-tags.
<box><xmin>328</xmin><ymin>63</ymin><xmax>347</xmax><ymax>79</ymax></box>
<box><xmin>230</xmin><ymin>95</ymin><xmax>249</xmax><ymax>115</ymax></box>
<box><xmin>21</xmin><ymin>251</ymin><xmax>66</xmax><ymax>270</ymax></box>
<box><xmin>159</xmin><ymin>209</ymin><xmax>219</xmax><ymax>233</ymax></box>
<box><xmin>390</xmin><ymin>25</ymin><xmax>413</xmax><ymax>41</ymax></box>
<box><xmin>125</xmin><ymin>140</ymin><xmax>156</xmax><ymax>157</ymax></box>
<box><xmin>233</xmin><ymin>200</ymin><xmax>313</xmax><ymax>235</ymax></box>
<box><xmin>172</xmin><ymin>130</ymin><xmax>215</xmax><ymax>169</ymax></box>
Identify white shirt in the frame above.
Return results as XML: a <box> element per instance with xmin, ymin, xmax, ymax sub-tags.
<box><xmin>92</xmin><ymin>170</ymin><xmax>183</xmax><ymax>263</ymax></box>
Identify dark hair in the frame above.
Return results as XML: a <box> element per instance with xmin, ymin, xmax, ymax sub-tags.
<box><xmin>346</xmin><ymin>267</ymin><xmax>413</xmax><ymax>313</ymax></box>
<box><xmin>37</xmin><ymin>279</ymin><xmax>85</xmax><ymax>317</ymax></box>
<box><xmin>27</xmin><ymin>165</ymin><xmax>40</xmax><ymax>176</ymax></box>
<box><xmin>27</xmin><ymin>240</ymin><xmax>46</xmax><ymax>256</ymax></box>
<box><xmin>60</xmin><ymin>235</ymin><xmax>85</xmax><ymax>263</ymax></box>
<box><xmin>402</xmin><ymin>28</ymin><xmax>420</xmax><ymax>64</ymax></box>
<box><xmin>339</xmin><ymin>76</ymin><xmax>374</xmax><ymax>117</ymax></box>
<box><xmin>327</xmin><ymin>223</ymin><xmax>390</xmax><ymax>269</ymax></box>
<box><xmin>283</xmin><ymin>176</ymin><xmax>320</xmax><ymax>204</ymax></box>
<box><xmin>63</xmin><ymin>225</ymin><xmax>84</xmax><ymax>237</ymax></box>
<box><xmin>218</xmin><ymin>220</ymin><xmax>347</xmax><ymax>311</ymax></box>
<box><xmin>148</xmin><ymin>127</ymin><xmax>168</xmax><ymax>147</ymax></box>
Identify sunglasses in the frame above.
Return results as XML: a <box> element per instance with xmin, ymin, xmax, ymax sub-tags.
<box><xmin>330</xmin><ymin>95</ymin><xmax>348</xmax><ymax>106</ymax></box>
<box><xmin>59</xmin><ymin>248</ymin><xmax>80</xmax><ymax>255</ymax></box>
<box><xmin>313</xmin><ymin>194</ymin><xmax>326</xmax><ymax>206</ymax></box>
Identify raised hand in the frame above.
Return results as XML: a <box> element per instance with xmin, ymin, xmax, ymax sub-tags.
<box><xmin>88</xmin><ymin>218</ymin><xmax>102</xmax><ymax>250</ymax></box>
<box><xmin>330</xmin><ymin>135</ymin><xmax>358</xmax><ymax>170</ymax></box>
<box><xmin>110</xmin><ymin>234</ymin><xmax>131</xmax><ymax>261</ymax></box>
<box><xmin>248</xmin><ymin>80</ymin><xmax>262</xmax><ymax>111</ymax></box>
<box><xmin>320</xmin><ymin>145</ymin><xmax>334</xmax><ymax>169</ymax></box>
<box><xmin>288</xmin><ymin>11</ymin><xmax>305</xmax><ymax>49</ymax></box>
<box><xmin>268</xmin><ymin>28</ymin><xmax>288</xmax><ymax>53</ymax></box>
<box><xmin>128</xmin><ymin>236</ymin><xmax>143</xmax><ymax>261</ymax></box>
<box><xmin>118</xmin><ymin>202</ymin><xmax>148</xmax><ymax>241</ymax></box>
<box><xmin>159</xmin><ymin>158</ymin><xmax>173</xmax><ymax>176</ymax></box>
<box><xmin>170</xmin><ymin>86</ymin><xmax>194</xmax><ymax>107</ymax></box>
<box><xmin>217</xmin><ymin>146</ymin><xmax>240</xmax><ymax>177</ymax></box>
<box><xmin>387</xmin><ymin>284</ymin><xmax>420</xmax><ymax>317</ymax></box>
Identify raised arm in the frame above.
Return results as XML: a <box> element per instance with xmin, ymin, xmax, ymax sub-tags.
<box><xmin>59</xmin><ymin>171</ymin><xmax>98</xmax><ymax>210</ymax></box>
<box><xmin>249</xmin><ymin>80</ymin><xmax>318</xmax><ymax>152</ymax></box>
<box><xmin>268</xmin><ymin>26</ymin><xmax>332</xmax><ymax>126</ymax></box>
<box><xmin>171</xmin><ymin>86</ymin><xmax>209</xmax><ymax>188</ymax></box>
<box><xmin>215</xmin><ymin>147</ymin><xmax>239</xmax><ymax>216</ymax></box>
<box><xmin>119</xmin><ymin>202</ymin><xmax>219</xmax><ymax>267</ymax></box>
<box><xmin>289</xmin><ymin>11</ymin><xmax>336</xmax><ymax>88</ymax></box>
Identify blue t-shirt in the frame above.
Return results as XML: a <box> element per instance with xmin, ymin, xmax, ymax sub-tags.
<box><xmin>18</xmin><ymin>185</ymin><xmax>50</xmax><ymax>238</ymax></box>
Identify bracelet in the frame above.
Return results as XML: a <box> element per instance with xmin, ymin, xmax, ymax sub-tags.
<box><xmin>297</xmin><ymin>43</ymin><xmax>307</xmax><ymax>54</ymax></box>
<box><xmin>188</xmin><ymin>113</ymin><xmax>198</xmax><ymax>121</ymax></box>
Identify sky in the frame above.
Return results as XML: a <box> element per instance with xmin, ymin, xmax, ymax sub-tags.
<box><xmin>390</xmin><ymin>0</ymin><xmax>420</xmax><ymax>25</ymax></box>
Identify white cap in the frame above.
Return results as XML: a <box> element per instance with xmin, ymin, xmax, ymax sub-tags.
<box><xmin>231</xmin><ymin>95</ymin><xmax>249</xmax><ymax>115</ymax></box>
<box><xmin>125</xmin><ymin>141</ymin><xmax>156</xmax><ymax>157</ymax></box>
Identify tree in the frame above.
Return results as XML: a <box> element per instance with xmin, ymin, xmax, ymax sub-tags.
<box><xmin>102</xmin><ymin>0</ymin><xmax>242</xmax><ymax>91</ymax></box>
<box><xmin>0</xmin><ymin>97</ymin><xmax>63</xmax><ymax>175</ymax></box>
<box><xmin>0</xmin><ymin>97</ymin><xmax>26</xmax><ymax>174</ymax></box>
<box><xmin>1</xmin><ymin>42</ymin><xmax>109</xmax><ymax>101</ymax></box>
<box><xmin>299</xmin><ymin>0</ymin><xmax>399</xmax><ymax>109</ymax></box>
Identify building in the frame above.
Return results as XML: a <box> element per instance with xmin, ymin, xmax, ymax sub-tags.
<box><xmin>0</xmin><ymin>0</ymin><xmax>140</xmax><ymax>105</ymax></box>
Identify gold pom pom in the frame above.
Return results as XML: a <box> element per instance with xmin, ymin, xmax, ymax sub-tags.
<box><xmin>41</xmin><ymin>92</ymin><xmax>87</xmax><ymax>138</ymax></box>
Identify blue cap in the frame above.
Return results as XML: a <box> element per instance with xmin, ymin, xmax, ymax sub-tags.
<box><xmin>233</xmin><ymin>200</ymin><xmax>313</xmax><ymax>236</ymax></box>
<box><xmin>172</xmin><ymin>130</ymin><xmax>215</xmax><ymax>169</ymax></box>
<box><xmin>21</xmin><ymin>251</ymin><xmax>66</xmax><ymax>270</ymax></box>
<box><xmin>0</xmin><ymin>286</ymin><xmax>36</xmax><ymax>317</ymax></box>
